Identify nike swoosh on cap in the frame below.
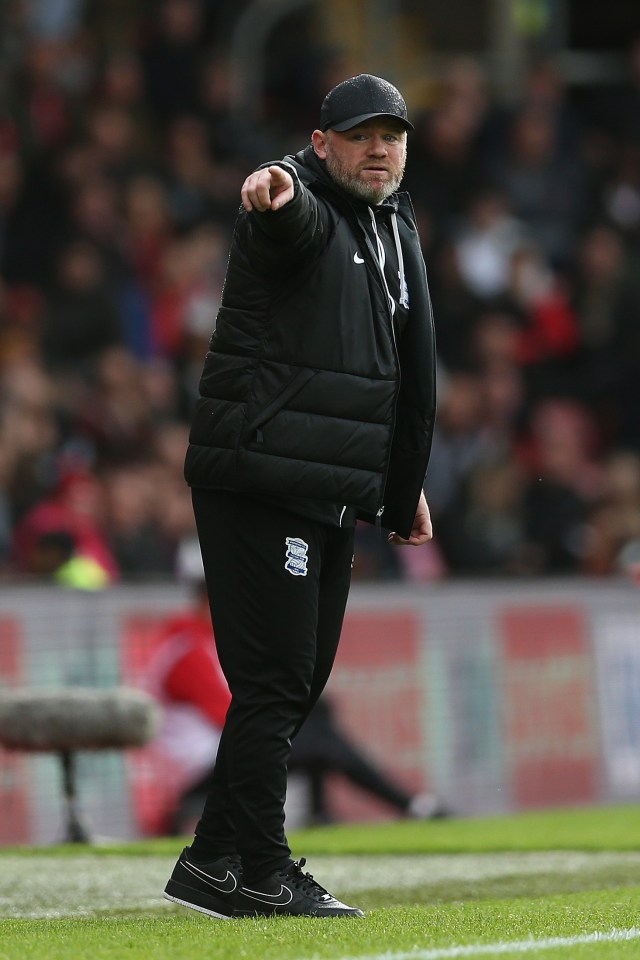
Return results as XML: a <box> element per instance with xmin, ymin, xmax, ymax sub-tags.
<box><xmin>240</xmin><ymin>884</ymin><xmax>294</xmax><ymax>906</ymax></box>
<box><xmin>353</xmin><ymin>252</ymin><xmax>365</xmax><ymax>264</ymax></box>
<box><xmin>183</xmin><ymin>861</ymin><xmax>238</xmax><ymax>894</ymax></box>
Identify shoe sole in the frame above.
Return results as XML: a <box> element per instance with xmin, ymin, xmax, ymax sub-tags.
<box><xmin>232</xmin><ymin>906</ymin><xmax>366</xmax><ymax>918</ymax></box>
<box><xmin>164</xmin><ymin>880</ymin><xmax>233</xmax><ymax>920</ymax></box>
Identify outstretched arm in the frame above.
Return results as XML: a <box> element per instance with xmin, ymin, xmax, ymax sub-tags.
<box><xmin>238</xmin><ymin>161</ymin><xmax>328</xmax><ymax>267</ymax></box>
<box><xmin>388</xmin><ymin>490</ymin><xmax>433</xmax><ymax>546</ymax></box>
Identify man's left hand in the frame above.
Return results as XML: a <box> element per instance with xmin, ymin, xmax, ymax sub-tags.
<box><xmin>388</xmin><ymin>491</ymin><xmax>433</xmax><ymax>546</ymax></box>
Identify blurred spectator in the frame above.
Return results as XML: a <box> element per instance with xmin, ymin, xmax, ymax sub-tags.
<box><xmin>429</xmin><ymin>243</ymin><xmax>484</xmax><ymax>372</ymax></box>
<box><xmin>146</xmin><ymin>564</ymin><xmax>231</xmax><ymax>833</ymax></box>
<box><xmin>287</xmin><ymin>696</ymin><xmax>449</xmax><ymax>828</ymax></box>
<box><xmin>146</xmin><ymin>224</ymin><xmax>225</xmax><ymax>361</ymax></box>
<box><xmin>1</xmin><ymin>360</ymin><xmax>62</xmax><ymax>521</ymax></box>
<box><xmin>0</xmin><ymin>276</ymin><xmax>44</xmax><ymax>370</ymax></box>
<box><xmin>0</xmin><ymin>146</ymin><xmax>66</xmax><ymax>286</ymax></box>
<box><xmin>11</xmin><ymin>468</ymin><xmax>117</xmax><ymax>581</ymax></box>
<box><xmin>198</xmin><ymin>56</ymin><xmax>269</xmax><ymax>166</ymax></box>
<box><xmin>100</xmin><ymin>463</ymin><xmax>176</xmax><ymax>577</ymax></box>
<box><xmin>140</xmin><ymin>0</ymin><xmax>207</xmax><ymax>123</ymax></box>
<box><xmin>163</xmin><ymin>114</ymin><xmax>243</xmax><ymax>229</ymax></box>
<box><xmin>140</xmin><ymin>358</ymin><xmax>183</xmax><ymax>422</ymax></box>
<box><xmin>483</xmin><ymin>57</ymin><xmax>582</xmax><ymax>172</ymax></box>
<box><xmin>518</xmin><ymin>57</ymin><xmax>582</xmax><ymax>161</ymax></box>
<box><xmin>73</xmin><ymin>345</ymin><xmax>155</xmax><ymax>464</ymax></box>
<box><xmin>571</xmin><ymin>224</ymin><xmax>633</xmax><ymax>355</ymax></box>
<box><xmin>164</xmin><ymin>115</ymin><xmax>217</xmax><ymax>229</ymax></box>
<box><xmin>586</xmin><ymin>35</ymin><xmax>640</xmax><ymax>151</ymax></box>
<box><xmin>405</xmin><ymin>98</ymin><xmax>485</xmax><ymax>245</ymax></box>
<box><xmin>519</xmin><ymin>399</ymin><xmax>604</xmax><ymax>573</ymax></box>
<box><xmin>69</xmin><ymin>176</ymin><xmax>128</xmax><ymax>277</ymax></box>
<box><xmin>436</xmin><ymin>457</ymin><xmax>533</xmax><ymax>576</ymax></box>
<box><xmin>581</xmin><ymin>41</ymin><xmax>640</xmax><ymax>239</ymax></box>
<box><xmin>40</xmin><ymin>240</ymin><xmax>123</xmax><ymax>373</ymax></box>
<box><xmin>425</xmin><ymin>371</ymin><xmax>499</xmax><ymax>520</ymax></box>
<box><xmin>476</xmin><ymin>330</ymin><xmax>526</xmax><ymax>453</ymax></box>
<box><xmin>26</xmin><ymin>529</ymin><xmax>110</xmax><ymax>589</ymax></box>
<box><xmin>123</xmin><ymin>175</ymin><xmax>173</xmax><ymax>296</ymax></box>
<box><xmin>441</xmin><ymin>56</ymin><xmax>491</xmax><ymax>126</ymax></box>
<box><xmin>351</xmin><ymin>523</ymin><xmax>404</xmax><ymax>582</ymax></box>
<box><xmin>147</xmin><ymin>426</ymin><xmax>196</xmax><ymax>561</ymax></box>
<box><xmin>486</xmin><ymin>103</ymin><xmax>585</xmax><ymax>267</ymax></box>
<box><xmin>583</xmin><ymin>451</ymin><xmax>640</xmax><ymax>576</ymax></box>
<box><xmin>601</xmin><ymin>144</ymin><xmax>640</xmax><ymax>251</ymax></box>
<box><xmin>568</xmin><ymin>223</ymin><xmax>640</xmax><ymax>438</ymax></box>
<box><xmin>92</xmin><ymin>51</ymin><xmax>155</xmax><ymax>153</ymax></box>
<box><xmin>84</xmin><ymin>103</ymin><xmax>143</xmax><ymax>182</ymax></box>
<box><xmin>96</xmin><ymin>52</ymin><xmax>145</xmax><ymax>112</ymax></box>
<box><xmin>502</xmin><ymin>243</ymin><xmax>581</xmax><ymax>401</ymax></box>
<box><xmin>452</xmin><ymin>188</ymin><xmax>527</xmax><ymax>300</ymax></box>
<box><xmin>16</xmin><ymin>39</ymin><xmax>75</xmax><ymax>155</ymax></box>
<box><xmin>405</xmin><ymin>56</ymin><xmax>495</xmax><ymax>238</ymax></box>
<box><xmin>0</xmin><ymin>151</ymin><xmax>23</xmax><ymax>268</ymax></box>
<box><xmin>25</xmin><ymin>0</ymin><xmax>87</xmax><ymax>42</ymax></box>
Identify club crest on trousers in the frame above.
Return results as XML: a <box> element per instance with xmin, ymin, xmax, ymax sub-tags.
<box><xmin>285</xmin><ymin>537</ymin><xmax>309</xmax><ymax>576</ymax></box>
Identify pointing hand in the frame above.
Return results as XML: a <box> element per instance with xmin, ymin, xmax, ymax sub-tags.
<box><xmin>241</xmin><ymin>166</ymin><xmax>295</xmax><ymax>213</ymax></box>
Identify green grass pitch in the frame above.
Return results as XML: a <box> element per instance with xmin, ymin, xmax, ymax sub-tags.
<box><xmin>2</xmin><ymin>805</ymin><xmax>640</xmax><ymax>959</ymax></box>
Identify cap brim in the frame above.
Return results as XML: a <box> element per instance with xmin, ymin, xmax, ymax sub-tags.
<box><xmin>327</xmin><ymin>111</ymin><xmax>414</xmax><ymax>132</ymax></box>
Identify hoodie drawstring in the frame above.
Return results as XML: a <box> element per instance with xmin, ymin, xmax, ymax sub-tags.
<box><xmin>391</xmin><ymin>212</ymin><xmax>409</xmax><ymax>308</ymax></box>
<box><xmin>368</xmin><ymin>208</ymin><xmax>408</xmax><ymax>316</ymax></box>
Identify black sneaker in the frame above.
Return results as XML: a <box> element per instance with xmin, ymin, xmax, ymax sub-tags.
<box><xmin>233</xmin><ymin>858</ymin><xmax>365</xmax><ymax>918</ymax></box>
<box><xmin>164</xmin><ymin>847</ymin><xmax>242</xmax><ymax>919</ymax></box>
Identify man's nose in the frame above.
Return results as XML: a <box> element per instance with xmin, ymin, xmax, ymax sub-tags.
<box><xmin>367</xmin><ymin>136</ymin><xmax>388</xmax><ymax>155</ymax></box>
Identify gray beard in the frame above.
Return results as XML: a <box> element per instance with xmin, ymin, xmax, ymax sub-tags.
<box><xmin>324</xmin><ymin>153</ymin><xmax>405</xmax><ymax>204</ymax></box>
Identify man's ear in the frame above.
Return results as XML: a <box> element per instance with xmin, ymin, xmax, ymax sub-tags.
<box><xmin>312</xmin><ymin>129</ymin><xmax>328</xmax><ymax>160</ymax></box>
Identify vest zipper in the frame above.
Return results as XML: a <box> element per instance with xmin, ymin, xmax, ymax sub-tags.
<box><xmin>368</xmin><ymin>207</ymin><xmax>397</xmax><ymax>349</ymax></box>
<box><xmin>367</xmin><ymin>207</ymin><xmax>403</xmax><ymax>522</ymax></box>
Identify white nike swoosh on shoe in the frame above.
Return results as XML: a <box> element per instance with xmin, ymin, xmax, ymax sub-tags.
<box><xmin>240</xmin><ymin>884</ymin><xmax>294</xmax><ymax>906</ymax></box>
<box><xmin>353</xmin><ymin>252</ymin><xmax>365</xmax><ymax>264</ymax></box>
<box><xmin>183</xmin><ymin>861</ymin><xmax>238</xmax><ymax>894</ymax></box>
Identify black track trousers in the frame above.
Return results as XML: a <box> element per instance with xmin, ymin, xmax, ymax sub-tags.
<box><xmin>190</xmin><ymin>488</ymin><xmax>355</xmax><ymax>883</ymax></box>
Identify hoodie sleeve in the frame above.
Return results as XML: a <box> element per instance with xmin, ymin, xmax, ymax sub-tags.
<box><xmin>240</xmin><ymin>161</ymin><xmax>332</xmax><ymax>272</ymax></box>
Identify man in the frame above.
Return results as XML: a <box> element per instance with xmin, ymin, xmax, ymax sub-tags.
<box><xmin>164</xmin><ymin>73</ymin><xmax>437</xmax><ymax>919</ymax></box>
<box><xmin>145</xmin><ymin>553</ymin><xmax>232</xmax><ymax>835</ymax></box>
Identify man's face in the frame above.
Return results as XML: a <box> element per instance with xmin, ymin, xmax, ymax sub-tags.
<box><xmin>312</xmin><ymin>119</ymin><xmax>407</xmax><ymax>204</ymax></box>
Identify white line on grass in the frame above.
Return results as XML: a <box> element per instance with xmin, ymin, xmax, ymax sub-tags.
<box><xmin>331</xmin><ymin>926</ymin><xmax>640</xmax><ymax>960</ymax></box>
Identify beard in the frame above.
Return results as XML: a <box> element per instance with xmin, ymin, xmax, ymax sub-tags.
<box><xmin>324</xmin><ymin>150</ymin><xmax>406</xmax><ymax>204</ymax></box>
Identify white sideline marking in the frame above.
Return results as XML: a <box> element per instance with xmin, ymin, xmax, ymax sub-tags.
<box><xmin>332</xmin><ymin>927</ymin><xmax>640</xmax><ymax>959</ymax></box>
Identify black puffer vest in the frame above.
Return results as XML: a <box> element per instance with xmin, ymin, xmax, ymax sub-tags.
<box><xmin>184</xmin><ymin>146</ymin><xmax>436</xmax><ymax>539</ymax></box>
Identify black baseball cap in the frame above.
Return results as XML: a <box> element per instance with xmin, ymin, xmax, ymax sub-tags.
<box><xmin>320</xmin><ymin>74</ymin><xmax>414</xmax><ymax>133</ymax></box>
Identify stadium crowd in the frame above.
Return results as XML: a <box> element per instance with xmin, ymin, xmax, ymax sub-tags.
<box><xmin>1</xmin><ymin>0</ymin><xmax>640</xmax><ymax>583</ymax></box>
